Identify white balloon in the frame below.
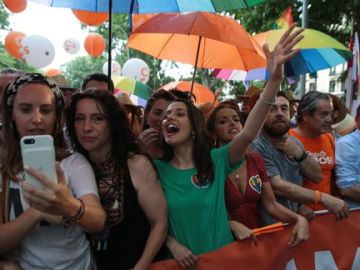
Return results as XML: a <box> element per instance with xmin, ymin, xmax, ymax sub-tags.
<box><xmin>122</xmin><ymin>58</ymin><xmax>150</xmax><ymax>84</ymax></box>
<box><xmin>102</xmin><ymin>61</ymin><xmax>122</xmax><ymax>76</ymax></box>
<box><xmin>63</xmin><ymin>38</ymin><xmax>80</xmax><ymax>54</ymax></box>
<box><xmin>20</xmin><ymin>35</ymin><xmax>55</xmax><ymax>68</ymax></box>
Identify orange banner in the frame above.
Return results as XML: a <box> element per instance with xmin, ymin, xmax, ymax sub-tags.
<box><xmin>150</xmin><ymin>211</ymin><xmax>360</xmax><ymax>270</ymax></box>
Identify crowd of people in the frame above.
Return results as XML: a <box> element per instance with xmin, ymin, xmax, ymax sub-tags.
<box><xmin>0</xmin><ymin>24</ymin><xmax>356</xmax><ymax>270</ymax></box>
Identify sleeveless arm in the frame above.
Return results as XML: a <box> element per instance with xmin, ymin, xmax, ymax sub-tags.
<box><xmin>129</xmin><ymin>155</ymin><xmax>168</xmax><ymax>269</ymax></box>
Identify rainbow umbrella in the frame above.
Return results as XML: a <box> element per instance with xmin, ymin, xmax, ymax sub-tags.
<box><xmin>129</xmin><ymin>95</ymin><xmax>147</xmax><ymax>107</ymax></box>
<box><xmin>29</xmin><ymin>0</ymin><xmax>266</xmax><ymax>13</ymax></box>
<box><xmin>112</xmin><ymin>76</ymin><xmax>151</xmax><ymax>100</ymax></box>
<box><xmin>214</xmin><ymin>27</ymin><xmax>352</xmax><ymax>81</ymax></box>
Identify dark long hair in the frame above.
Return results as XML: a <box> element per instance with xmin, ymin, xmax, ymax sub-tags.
<box><xmin>207</xmin><ymin>101</ymin><xmax>245</xmax><ymax>148</ymax></box>
<box><xmin>66</xmin><ymin>89</ymin><xmax>139</xmax><ymax>168</ymax></box>
<box><xmin>161</xmin><ymin>99</ymin><xmax>214</xmax><ymax>182</ymax></box>
<box><xmin>206</xmin><ymin>101</ymin><xmax>242</xmax><ymax>136</ymax></box>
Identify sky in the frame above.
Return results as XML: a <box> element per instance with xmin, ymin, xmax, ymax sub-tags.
<box><xmin>1</xmin><ymin>1</ymin><xmax>192</xmax><ymax>79</ymax></box>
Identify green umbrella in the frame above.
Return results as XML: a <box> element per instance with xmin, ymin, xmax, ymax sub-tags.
<box><xmin>112</xmin><ymin>76</ymin><xmax>151</xmax><ymax>100</ymax></box>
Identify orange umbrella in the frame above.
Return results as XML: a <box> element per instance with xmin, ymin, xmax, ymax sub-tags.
<box><xmin>128</xmin><ymin>12</ymin><xmax>266</xmax><ymax>91</ymax></box>
<box><xmin>161</xmin><ymin>81</ymin><xmax>215</xmax><ymax>104</ymax></box>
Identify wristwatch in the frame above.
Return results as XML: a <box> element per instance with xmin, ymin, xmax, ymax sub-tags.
<box><xmin>294</xmin><ymin>151</ymin><xmax>308</xmax><ymax>162</ymax></box>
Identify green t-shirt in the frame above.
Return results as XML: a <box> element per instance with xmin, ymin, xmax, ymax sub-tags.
<box><xmin>155</xmin><ymin>143</ymin><xmax>235</xmax><ymax>255</ymax></box>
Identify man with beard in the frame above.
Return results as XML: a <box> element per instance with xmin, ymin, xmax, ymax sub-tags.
<box><xmin>252</xmin><ymin>94</ymin><xmax>349</xmax><ymax>224</ymax></box>
<box><xmin>289</xmin><ymin>91</ymin><xmax>339</xmax><ymax>211</ymax></box>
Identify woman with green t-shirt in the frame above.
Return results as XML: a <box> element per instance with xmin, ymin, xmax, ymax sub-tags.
<box><xmin>155</xmin><ymin>25</ymin><xmax>307</xmax><ymax>270</ymax></box>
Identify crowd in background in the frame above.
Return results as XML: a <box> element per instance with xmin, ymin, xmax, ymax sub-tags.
<box><xmin>0</xmin><ymin>25</ymin><xmax>357</xmax><ymax>270</ymax></box>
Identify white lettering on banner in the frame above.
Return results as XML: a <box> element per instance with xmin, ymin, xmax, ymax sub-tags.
<box><xmin>308</xmin><ymin>151</ymin><xmax>333</xmax><ymax>165</ymax></box>
<box><xmin>315</xmin><ymin>251</ymin><xmax>338</xmax><ymax>270</ymax></box>
<box><xmin>284</xmin><ymin>248</ymin><xmax>360</xmax><ymax>270</ymax></box>
<box><xmin>285</xmin><ymin>259</ymin><xmax>297</xmax><ymax>270</ymax></box>
<box><xmin>351</xmin><ymin>248</ymin><xmax>360</xmax><ymax>270</ymax></box>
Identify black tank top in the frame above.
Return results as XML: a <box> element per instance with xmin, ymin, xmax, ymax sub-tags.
<box><xmin>92</xmin><ymin>160</ymin><xmax>150</xmax><ymax>270</ymax></box>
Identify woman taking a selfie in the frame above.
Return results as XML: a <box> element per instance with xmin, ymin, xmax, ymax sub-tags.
<box><xmin>66</xmin><ymin>89</ymin><xmax>167</xmax><ymax>270</ymax></box>
<box><xmin>0</xmin><ymin>73</ymin><xmax>105</xmax><ymax>269</ymax></box>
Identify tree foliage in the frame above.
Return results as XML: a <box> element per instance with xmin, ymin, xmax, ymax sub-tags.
<box><xmin>233</xmin><ymin>0</ymin><xmax>356</xmax><ymax>45</ymax></box>
<box><xmin>0</xmin><ymin>3</ymin><xmax>10</xmax><ymax>30</ymax></box>
<box><xmin>61</xmin><ymin>56</ymin><xmax>105</xmax><ymax>89</ymax></box>
<box><xmin>0</xmin><ymin>45</ymin><xmax>37</xmax><ymax>72</ymax></box>
<box><xmin>0</xmin><ymin>3</ymin><xmax>39</xmax><ymax>72</ymax></box>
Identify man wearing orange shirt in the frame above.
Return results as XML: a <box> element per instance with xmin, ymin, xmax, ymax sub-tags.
<box><xmin>289</xmin><ymin>91</ymin><xmax>344</xmax><ymax>212</ymax></box>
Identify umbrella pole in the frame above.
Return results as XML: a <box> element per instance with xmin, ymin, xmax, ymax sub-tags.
<box><xmin>107</xmin><ymin>0</ymin><xmax>113</xmax><ymax>89</ymax></box>
<box><xmin>129</xmin><ymin>0</ymin><xmax>135</xmax><ymax>31</ymax></box>
<box><xmin>190</xmin><ymin>36</ymin><xmax>202</xmax><ymax>94</ymax></box>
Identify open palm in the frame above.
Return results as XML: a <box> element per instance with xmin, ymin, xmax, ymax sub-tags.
<box><xmin>264</xmin><ymin>24</ymin><xmax>304</xmax><ymax>81</ymax></box>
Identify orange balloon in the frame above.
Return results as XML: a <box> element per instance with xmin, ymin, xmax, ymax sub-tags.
<box><xmin>3</xmin><ymin>0</ymin><xmax>27</xmax><ymax>13</ymax></box>
<box><xmin>45</xmin><ymin>69</ymin><xmax>62</xmax><ymax>77</ymax></box>
<box><xmin>84</xmin><ymin>33</ymin><xmax>106</xmax><ymax>57</ymax></box>
<box><xmin>72</xmin><ymin>10</ymin><xmax>109</xmax><ymax>26</ymax></box>
<box><xmin>4</xmin><ymin>31</ymin><xmax>26</xmax><ymax>59</ymax></box>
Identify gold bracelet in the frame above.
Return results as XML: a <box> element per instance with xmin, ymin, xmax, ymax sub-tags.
<box><xmin>259</xmin><ymin>93</ymin><xmax>276</xmax><ymax>106</ymax></box>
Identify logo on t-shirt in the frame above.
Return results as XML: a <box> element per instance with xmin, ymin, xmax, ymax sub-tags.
<box><xmin>191</xmin><ymin>173</ymin><xmax>210</xmax><ymax>189</ymax></box>
<box><xmin>309</xmin><ymin>151</ymin><xmax>333</xmax><ymax>165</ymax></box>
<box><xmin>249</xmin><ymin>175</ymin><xmax>262</xmax><ymax>194</ymax></box>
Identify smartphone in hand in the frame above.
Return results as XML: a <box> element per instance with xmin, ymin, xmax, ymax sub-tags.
<box><xmin>20</xmin><ymin>135</ymin><xmax>56</xmax><ymax>189</ymax></box>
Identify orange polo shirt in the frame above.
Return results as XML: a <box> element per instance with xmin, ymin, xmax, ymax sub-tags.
<box><xmin>289</xmin><ymin>129</ymin><xmax>335</xmax><ymax>210</ymax></box>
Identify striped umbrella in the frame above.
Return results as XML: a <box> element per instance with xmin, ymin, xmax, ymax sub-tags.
<box><xmin>112</xmin><ymin>76</ymin><xmax>151</xmax><ymax>100</ymax></box>
<box><xmin>214</xmin><ymin>27</ymin><xmax>352</xmax><ymax>81</ymax></box>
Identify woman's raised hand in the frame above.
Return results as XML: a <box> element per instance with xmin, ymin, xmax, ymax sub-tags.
<box><xmin>264</xmin><ymin>24</ymin><xmax>304</xmax><ymax>82</ymax></box>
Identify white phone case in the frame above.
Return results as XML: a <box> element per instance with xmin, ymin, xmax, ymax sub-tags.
<box><xmin>20</xmin><ymin>135</ymin><xmax>56</xmax><ymax>189</ymax></box>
